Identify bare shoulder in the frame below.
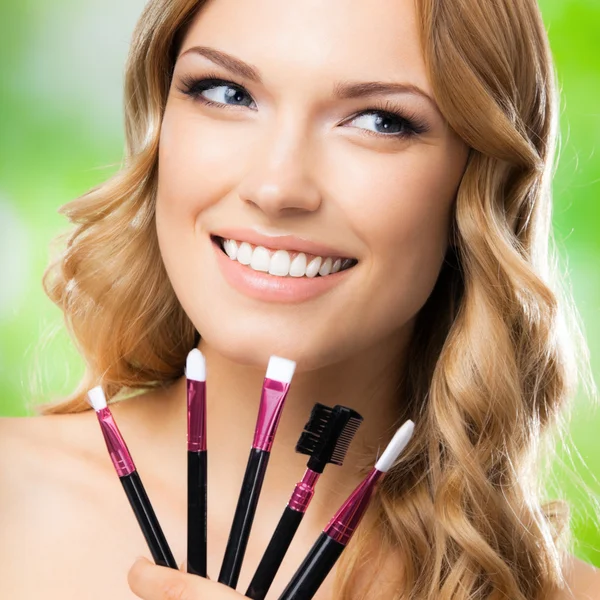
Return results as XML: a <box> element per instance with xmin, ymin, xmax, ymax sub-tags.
<box><xmin>0</xmin><ymin>410</ymin><xmax>102</xmax><ymax>467</ymax></box>
<box><xmin>0</xmin><ymin>397</ymin><xmax>181</xmax><ymax>599</ymax></box>
<box><xmin>0</xmin><ymin>390</ymin><xmax>175</xmax><ymax>530</ymax></box>
<box><xmin>0</xmin><ymin>389</ymin><xmax>174</xmax><ymax>494</ymax></box>
<box><xmin>0</xmin><ymin>394</ymin><xmax>151</xmax><ymax>467</ymax></box>
<box><xmin>0</xmin><ymin>409</ymin><xmax>120</xmax><ymax>528</ymax></box>
<box><xmin>0</xmin><ymin>411</ymin><xmax>108</xmax><ymax>511</ymax></box>
<box><xmin>549</xmin><ymin>555</ymin><xmax>600</xmax><ymax>600</ymax></box>
<box><xmin>0</xmin><ymin>411</ymin><xmax>120</xmax><ymax>596</ymax></box>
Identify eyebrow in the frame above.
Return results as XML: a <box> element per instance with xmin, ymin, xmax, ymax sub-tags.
<box><xmin>179</xmin><ymin>45</ymin><xmax>441</xmax><ymax>114</ymax></box>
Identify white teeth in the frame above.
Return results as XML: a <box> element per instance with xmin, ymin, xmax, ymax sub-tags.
<box><xmin>269</xmin><ymin>250</ymin><xmax>291</xmax><ymax>276</ymax></box>
<box><xmin>224</xmin><ymin>239</ymin><xmax>238</xmax><ymax>260</ymax></box>
<box><xmin>219</xmin><ymin>238</ymin><xmax>355</xmax><ymax>278</ymax></box>
<box><xmin>331</xmin><ymin>258</ymin><xmax>342</xmax><ymax>273</ymax></box>
<box><xmin>250</xmin><ymin>246</ymin><xmax>271</xmax><ymax>272</ymax></box>
<box><xmin>289</xmin><ymin>252</ymin><xmax>307</xmax><ymax>277</ymax></box>
<box><xmin>237</xmin><ymin>242</ymin><xmax>253</xmax><ymax>265</ymax></box>
<box><xmin>305</xmin><ymin>256</ymin><xmax>322</xmax><ymax>278</ymax></box>
<box><xmin>318</xmin><ymin>257</ymin><xmax>333</xmax><ymax>276</ymax></box>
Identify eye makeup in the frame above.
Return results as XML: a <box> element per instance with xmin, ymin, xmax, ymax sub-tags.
<box><xmin>175</xmin><ymin>72</ymin><xmax>431</xmax><ymax>141</ymax></box>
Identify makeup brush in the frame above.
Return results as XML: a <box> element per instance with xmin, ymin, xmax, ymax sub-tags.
<box><xmin>87</xmin><ymin>386</ymin><xmax>178</xmax><ymax>569</ymax></box>
<box><xmin>186</xmin><ymin>349</ymin><xmax>207</xmax><ymax>577</ymax></box>
<box><xmin>218</xmin><ymin>355</ymin><xmax>297</xmax><ymax>589</ymax></box>
<box><xmin>246</xmin><ymin>403</ymin><xmax>363</xmax><ymax>600</ymax></box>
<box><xmin>278</xmin><ymin>419</ymin><xmax>415</xmax><ymax>600</ymax></box>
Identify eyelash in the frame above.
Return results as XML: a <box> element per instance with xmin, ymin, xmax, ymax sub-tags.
<box><xmin>177</xmin><ymin>73</ymin><xmax>430</xmax><ymax>140</ymax></box>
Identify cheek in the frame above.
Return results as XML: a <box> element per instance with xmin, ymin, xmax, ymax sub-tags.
<box><xmin>155</xmin><ymin>104</ymin><xmax>240</xmax><ymax>267</ymax></box>
<box><xmin>155</xmin><ymin>106</ymin><xmax>219</xmax><ymax>312</ymax></box>
<box><xmin>338</xmin><ymin>145</ymin><xmax>461</xmax><ymax>325</ymax></box>
<box><xmin>156</xmin><ymin>103</ymin><xmax>247</xmax><ymax>222</ymax></box>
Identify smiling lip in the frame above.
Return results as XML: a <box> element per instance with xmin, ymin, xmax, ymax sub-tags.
<box><xmin>212</xmin><ymin>237</ymin><xmax>355</xmax><ymax>303</ymax></box>
<box><xmin>210</xmin><ymin>227</ymin><xmax>356</xmax><ymax>260</ymax></box>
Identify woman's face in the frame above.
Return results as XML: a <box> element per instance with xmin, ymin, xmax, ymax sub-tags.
<box><xmin>156</xmin><ymin>0</ymin><xmax>469</xmax><ymax>371</ymax></box>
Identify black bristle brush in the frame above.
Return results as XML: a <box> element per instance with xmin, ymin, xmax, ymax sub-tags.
<box><xmin>245</xmin><ymin>404</ymin><xmax>363</xmax><ymax>600</ymax></box>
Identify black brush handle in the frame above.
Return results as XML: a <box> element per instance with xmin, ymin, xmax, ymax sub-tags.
<box><xmin>187</xmin><ymin>450</ymin><xmax>207</xmax><ymax>577</ymax></box>
<box><xmin>246</xmin><ymin>506</ymin><xmax>304</xmax><ymax>600</ymax></box>
<box><xmin>219</xmin><ymin>448</ymin><xmax>270</xmax><ymax>588</ymax></box>
<box><xmin>120</xmin><ymin>471</ymin><xmax>178</xmax><ymax>569</ymax></box>
<box><xmin>278</xmin><ymin>533</ymin><xmax>345</xmax><ymax>600</ymax></box>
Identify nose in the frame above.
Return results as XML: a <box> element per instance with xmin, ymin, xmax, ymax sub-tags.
<box><xmin>236</xmin><ymin>121</ymin><xmax>322</xmax><ymax>217</ymax></box>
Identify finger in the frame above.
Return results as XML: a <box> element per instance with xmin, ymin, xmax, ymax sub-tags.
<box><xmin>128</xmin><ymin>558</ymin><xmax>191</xmax><ymax>600</ymax></box>
<box><xmin>128</xmin><ymin>557</ymin><xmax>238</xmax><ymax>600</ymax></box>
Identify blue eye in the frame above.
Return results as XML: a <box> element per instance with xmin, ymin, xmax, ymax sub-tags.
<box><xmin>178</xmin><ymin>75</ymin><xmax>429</xmax><ymax>140</ymax></box>
<box><xmin>180</xmin><ymin>77</ymin><xmax>256</xmax><ymax>109</ymax></box>
<box><xmin>346</xmin><ymin>110</ymin><xmax>421</xmax><ymax>138</ymax></box>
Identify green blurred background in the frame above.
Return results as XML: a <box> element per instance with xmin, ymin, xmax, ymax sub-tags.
<box><xmin>0</xmin><ymin>0</ymin><xmax>598</xmax><ymax>566</ymax></box>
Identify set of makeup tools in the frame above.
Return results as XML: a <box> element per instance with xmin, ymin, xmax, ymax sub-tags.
<box><xmin>87</xmin><ymin>351</ymin><xmax>414</xmax><ymax>600</ymax></box>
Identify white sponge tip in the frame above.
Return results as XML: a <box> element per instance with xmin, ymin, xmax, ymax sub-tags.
<box><xmin>375</xmin><ymin>420</ymin><xmax>415</xmax><ymax>472</ymax></box>
<box><xmin>186</xmin><ymin>349</ymin><xmax>206</xmax><ymax>382</ymax></box>
<box><xmin>265</xmin><ymin>356</ymin><xmax>297</xmax><ymax>384</ymax></box>
<box><xmin>87</xmin><ymin>386</ymin><xmax>108</xmax><ymax>411</ymax></box>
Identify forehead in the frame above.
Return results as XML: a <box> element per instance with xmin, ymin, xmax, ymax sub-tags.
<box><xmin>180</xmin><ymin>0</ymin><xmax>431</xmax><ymax>97</ymax></box>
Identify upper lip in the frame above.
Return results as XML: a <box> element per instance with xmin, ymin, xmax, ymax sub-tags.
<box><xmin>211</xmin><ymin>227</ymin><xmax>357</xmax><ymax>260</ymax></box>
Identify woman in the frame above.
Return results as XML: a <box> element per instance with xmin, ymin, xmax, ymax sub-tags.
<box><xmin>0</xmin><ymin>0</ymin><xmax>598</xmax><ymax>598</ymax></box>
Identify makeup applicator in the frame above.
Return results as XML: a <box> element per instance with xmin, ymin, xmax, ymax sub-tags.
<box><xmin>87</xmin><ymin>386</ymin><xmax>178</xmax><ymax>569</ymax></box>
<box><xmin>218</xmin><ymin>355</ymin><xmax>297</xmax><ymax>589</ymax></box>
<box><xmin>186</xmin><ymin>348</ymin><xmax>207</xmax><ymax>577</ymax></box>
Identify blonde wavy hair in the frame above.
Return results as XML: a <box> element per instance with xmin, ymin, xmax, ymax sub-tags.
<box><xmin>42</xmin><ymin>0</ymin><xmax>595</xmax><ymax>598</ymax></box>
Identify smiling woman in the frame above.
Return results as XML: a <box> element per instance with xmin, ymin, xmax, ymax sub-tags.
<box><xmin>0</xmin><ymin>0</ymin><xmax>599</xmax><ymax>599</ymax></box>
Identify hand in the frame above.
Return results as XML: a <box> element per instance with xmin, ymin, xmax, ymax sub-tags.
<box><xmin>128</xmin><ymin>557</ymin><xmax>247</xmax><ymax>600</ymax></box>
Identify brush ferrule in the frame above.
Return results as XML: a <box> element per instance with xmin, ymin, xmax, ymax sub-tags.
<box><xmin>324</xmin><ymin>468</ymin><xmax>383</xmax><ymax>545</ymax></box>
<box><xmin>96</xmin><ymin>407</ymin><xmax>135</xmax><ymax>477</ymax></box>
<box><xmin>187</xmin><ymin>379</ymin><xmax>207</xmax><ymax>452</ymax></box>
<box><xmin>288</xmin><ymin>469</ymin><xmax>320</xmax><ymax>513</ymax></box>
<box><xmin>252</xmin><ymin>378</ymin><xmax>291</xmax><ymax>452</ymax></box>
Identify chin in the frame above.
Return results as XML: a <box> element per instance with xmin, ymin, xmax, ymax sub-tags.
<box><xmin>194</xmin><ymin>310</ymin><xmax>349</xmax><ymax>373</ymax></box>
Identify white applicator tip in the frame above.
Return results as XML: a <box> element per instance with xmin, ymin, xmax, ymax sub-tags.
<box><xmin>375</xmin><ymin>419</ymin><xmax>415</xmax><ymax>473</ymax></box>
<box><xmin>87</xmin><ymin>386</ymin><xmax>108</xmax><ymax>411</ymax></box>
<box><xmin>186</xmin><ymin>348</ymin><xmax>206</xmax><ymax>382</ymax></box>
<box><xmin>265</xmin><ymin>355</ymin><xmax>297</xmax><ymax>384</ymax></box>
